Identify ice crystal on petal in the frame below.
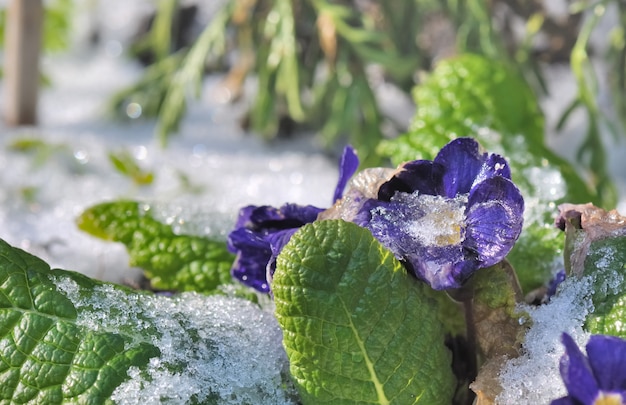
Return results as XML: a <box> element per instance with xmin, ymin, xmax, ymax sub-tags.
<box><xmin>403</xmin><ymin>193</ymin><xmax>467</xmax><ymax>247</ymax></box>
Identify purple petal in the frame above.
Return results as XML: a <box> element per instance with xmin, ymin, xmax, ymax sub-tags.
<box><xmin>333</xmin><ymin>145</ymin><xmax>360</xmax><ymax>203</ymax></box>
<box><xmin>587</xmin><ymin>334</ymin><xmax>626</xmax><ymax>391</ymax></box>
<box><xmin>353</xmin><ymin>198</ymin><xmax>386</xmax><ymax>227</ymax></box>
<box><xmin>242</xmin><ymin>203</ymin><xmax>322</xmax><ymax>231</ymax></box>
<box><xmin>547</xmin><ymin>269</ymin><xmax>566</xmax><ymax>299</ymax></box>
<box><xmin>233</xmin><ymin>205</ymin><xmax>258</xmax><ymax>230</ymax></box>
<box><xmin>405</xmin><ymin>247</ymin><xmax>475</xmax><ymax>290</ymax></box>
<box><xmin>276</xmin><ymin>203</ymin><xmax>324</xmax><ymax>225</ymax></box>
<box><xmin>228</xmin><ymin>228</ymin><xmax>272</xmax><ymax>292</ymax></box>
<box><xmin>248</xmin><ymin>205</ymin><xmax>284</xmax><ymax>224</ymax></box>
<box><xmin>361</xmin><ymin>196</ymin><xmax>473</xmax><ymax>290</ymax></box>
<box><xmin>378</xmin><ymin>160</ymin><xmax>445</xmax><ymax>201</ymax></box>
<box><xmin>473</xmin><ymin>153</ymin><xmax>512</xmax><ymax>185</ymax></box>
<box><xmin>560</xmin><ymin>333</ymin><xmax>600</xmax><ymax>404</ymax></box>
<box><xmin>265</xmin><ymin>228</ymin><xmax>300</xmax><ymax>286</ymax></box>
<box><xmin>550</xmin><ymin>398</ymin><xmax>578</xmax><ymax>405</ymax></box>
<box><xmin>434</xmin><ymin>137</ymin><xmax>487</xmax><ymax>197</ymax></box>
<box><xmin>464</xmin><ymin>176</ymin><xmax>524</xmax><ymax>268</ymax></box>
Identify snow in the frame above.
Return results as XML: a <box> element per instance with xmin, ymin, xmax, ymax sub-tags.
<box><xmin>53</xmin><ymin>277</ymin><xmax>297</xmax><ymax>404</ymax></box>
<box><xmin>497</xmin><ymin>276</ymin><xmax>594</xmax><ymax>404</ymax></box>
<box><xmin>404</xmin><ymin>193</ymin><xmax>467</xmax><ymax>247</ymax></box>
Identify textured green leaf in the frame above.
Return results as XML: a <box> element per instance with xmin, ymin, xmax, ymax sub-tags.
<box><xmin>0</xmin><ymin>238</ymin><xmax>297</xmax><ymax>404</ymax></box>
<box><xmin>583</xmin><ymin>236</ymin><xmax>626</xmax><ymax>337</ymax></box>
<box><xmin>0</xmin><ymin>238</ymin><xmax>159</xmax><ymax>403</ymax></box>
<box><xmin>377</xmin><ymin>53</ymin><xmax>599</xmax><ymax>293</ymax></box>
<box><xmin>555</xmin><ymin>204</ymin><xmax>626</xmax><ymax>338</ymax></box>
<box><xmin>273</xmin><ymin>220</ymin><xmax>455</xmax><ymax>404</ymax></box>
<box><xmin>76</xmin><ymin>200</ymin><xmax>235</xmax><ymax>293</ymax></box>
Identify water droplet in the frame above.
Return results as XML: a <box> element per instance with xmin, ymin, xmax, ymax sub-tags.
<box><xmin>126</xmin><ymin>102</ymin><xmax>142</xmax><ymax>119</ymax></box>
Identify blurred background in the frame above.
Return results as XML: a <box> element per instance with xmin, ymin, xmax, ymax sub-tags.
<box><xmin>1</xmin><ymin>0</ymin><xmax>624</xmax><ymax>187</ymax></box>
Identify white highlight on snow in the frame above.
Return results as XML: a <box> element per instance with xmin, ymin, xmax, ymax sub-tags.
<box><xmin>497</xmin><ymin>247</ymin><xmax>626</xmax><ymax>405</ymax></box>
<box><xmin>497</xmin><ymin>275</ymin><xmax>593</xmax><ymax>404</ymax></box>
<box><xmin>53</xmin><ymin>278</ymin><xmax>297</xmax><ymax>405</ymax></box>
<box><xmin>405</xmin><ymin>193</ymin><xmax>467</xmax><ymax>247</ymax></box>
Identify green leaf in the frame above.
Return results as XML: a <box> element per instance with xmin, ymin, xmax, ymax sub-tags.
<box><xmin>0</xmin><ymin>238</ymin><xmax>297</xmax><ymax>404</ymax></box>
<box><xmin>0</xmin><ymin>238</ymin><xmax>159</xmax><ymax>403</ymax></box>
<box><xmin>273</xmin><ymin>220</ymin><xmax>455</xmax><ymax>404</ymax></box>
<box><xmin>556</xmin><ymin>204</ymin><xmax>626</xmax><ymax>338</ymax></box>
<box><xmin>584</xmin><ymin>236</ymin><xmax>626</xmax><ymax>338</ymax></box>
<box><xmin>76</xmin><ymin>200</ymin><xmax>235</xmax><ymax>293</ymax></box>
<box><xmin>377</xmin><ymin>53</ymin><xmax>599</xmax><ymax>293</ymax></box>
<box><xmin>108</xmin><ymin>149</ymin><xmax>155</xmax><ymax>186</ymax></box>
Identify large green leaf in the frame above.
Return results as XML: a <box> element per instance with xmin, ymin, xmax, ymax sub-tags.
<box><xmin>0</xmin><ymin>238</ymin><xmax>297</xmax><ymax>404</ymax></box>
<box><xmin>273</xmin><ymin>220</ymin><xmax>455</xmax><ymax>404</ymax></box>
<box><xmin>584</xmin><ymin>236</ymin><xmax>626</xmax><ymax>337</ymax></box>
<box><xmin>557</xmin><ymin>204</ymin><xmax>626</xmax><ymax>338</ymax></box>
<box><xmin>377</xmin><ymin>53</ymin><xmax>600</xmax><ymax>293</ymax></box>
<box><xmin>76</xmin><ymin>200</ymin><xmax>235</xmax><ymax>293</ymax></box>
<box><xmin>0</xmin><ymin>238</ymin><xmax>158</xmax><ymax>403</ymax></box>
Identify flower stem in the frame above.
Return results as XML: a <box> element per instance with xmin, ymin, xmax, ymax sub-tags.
<box><xmin>447</xmin><ymin>285</ymin><xmax>478</xmax><ymax>405</ymax></box>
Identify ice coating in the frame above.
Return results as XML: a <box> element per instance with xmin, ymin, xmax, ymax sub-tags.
<box><xmin>497</xmin><ymin>276</ymin><xmax>594</xmax><ymax>404</ymax></box>
<box><xmin>404</xmin><ymin>193</ymin><xmax>467</xmax><ymax>247</ymax></box>
<box><xmin>53</xmin><ymin>278</ymin><xmax>297</xmax><ymax>404</ymax></box>
<box><xmin>368</xmin><ymin>191</ymin><xmax>468</xmax><ymax>257</ymax></box>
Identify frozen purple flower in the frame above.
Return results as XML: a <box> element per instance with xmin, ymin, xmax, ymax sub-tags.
<box><xmin>355</xmin><ymin>138</ymin><xmax>524</xmax><ymax>290</ymax></box>
<box><xmin>227</xmin><ymin>146</ymin><xmax>359</xmax><ymax>292</ymax></box>
<box><xmin>552</xmin><ymin>333</ymin><xmax>626</xmax><ymax>405</ymax></box>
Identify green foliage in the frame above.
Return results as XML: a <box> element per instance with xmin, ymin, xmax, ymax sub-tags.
<box><xmin>0</xmin><ymin>0</ymin><xmax>73</xmax><ymax>52</ymax></box>
<box><xmin>0</xmin><ymin>237</ymin><xmax>295</xmax><ymax>404</ymax></box>
<box><xmin>76</xmin><ymin>200</ymin><xmax>236</xmax><ymax>294</ymax></box>
<box><xmin>8</xmin><ymin>137</ymin><xmax>72</xmax><ymax>168</ymax></box>
<box><xmin>556</xmin><ymin>2</ymin><xmax>618</xmax><ymax>206</ymax></box>
<box><xmin>111</xmin><ymin>0</ymin><xmax>432</xmax><ymax>166</ymax></box>
<box><xmin>584</xmin><ymin>237</ymin><xmax>626</xmax><ymax>338</ymax></box>
<box><xmin>378</xmin><ymin>54</ymin><xmax>603</xmax><ymax>293</ymax></box>
<box><xmin>273</xmin><ymin>220</ymin><xmax>456</xmax><ymax>404</ymax></box>
<box><xmin>107</xmin><ymin>149</ymin><xmax>155</xmax><ymax>186</ymax></box>
<box><xmin>0</xmin><ymin>238</ymin><xmax>159</xmax><ymax>403</ymax></box>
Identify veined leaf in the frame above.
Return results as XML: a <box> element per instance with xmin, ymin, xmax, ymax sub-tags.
<box><xmin>0</xmin><ymin>238</ymin><xmax>296</xmax><ymax>404</ymax></box>
<box><xmin>558</xmin><ymin>204</ymin><xmax>626</xmax><ymax>338</ymax></box>
<box><xmin>584</xmin><ymin>236</ymin><xmax>626</xmax><ymax>338</ymax></box>
<box><xmin>0</xmin><ymin>238</ymin><xmax>159</xmax><ymax>403</ymax></box>
<box><xmin>273</xmin><ymin>220</ymin><xmax>455</xmax><ymax>404</ymax></box>
<box><xmin>76</xmin><ymin>200</ymin><xmax>235</xmax><ymax>294</ymax></box>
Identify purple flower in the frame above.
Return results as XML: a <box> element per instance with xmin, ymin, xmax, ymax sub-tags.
<box><xmin>354</xmin><ymin>138</ymin><xmax>524</xmax><ymax>290</ymax></box>
<box><xmin>547</xmin><ymin>268</ymin><xmax>567</xmax><ymax>300</ymax></box>
<box><xmin>552</xmin><ymin>333</ymin><xmax>626</xmax><ymax>405</ymax></box>
<box><xmin>227</xmin><ymin>146</ymin><xmax>359</xmax><ymax>292</ymax></box>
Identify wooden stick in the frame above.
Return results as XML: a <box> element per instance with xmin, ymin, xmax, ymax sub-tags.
<box><xmin>4</xmin><ymin>0</ymin><xmax>43</xmax><ymax>126</ymax></box>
